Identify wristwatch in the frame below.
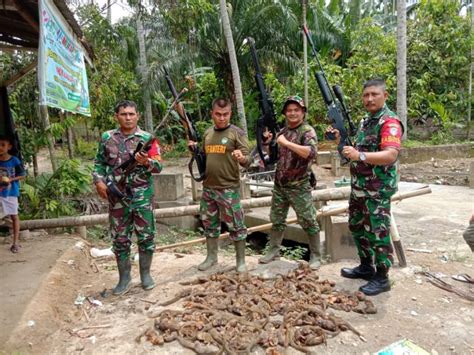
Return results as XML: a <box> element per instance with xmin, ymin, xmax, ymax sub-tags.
<box><xmin>359</xmin><ymin>152</ymin><xmax>367</xmax><ymax>162</ymax></box>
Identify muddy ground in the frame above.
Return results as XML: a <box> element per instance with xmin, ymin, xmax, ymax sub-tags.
<box><xmin>0</xmin><ymin>156</ymin><xmax>473</xmax><ymax>354</ymax></box>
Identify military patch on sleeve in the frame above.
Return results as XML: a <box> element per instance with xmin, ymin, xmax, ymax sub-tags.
<box><xmin>380</xmin><ymin>119</ymin><xmax>402</xmax><ymax>148</ymax></box>
<box><xmin>389</xmin><ymin>127</ymin><xmax>399</xmax><ymax>136</ymax></box>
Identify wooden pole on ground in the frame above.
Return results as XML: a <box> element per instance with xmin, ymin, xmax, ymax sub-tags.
<box><xmin>155</xmin><ymin>206</ymin><xmax>348</xmax><ymax>252</ymax></box>
<box><xmin>20</xmin><ymin>186</ymin><xmax>351</xmax><ymax>230</ymax></box>
<box><xmin>155</xmin><ymin>186</ymin><xmax>432</xmax><ymax>253</ymax></box>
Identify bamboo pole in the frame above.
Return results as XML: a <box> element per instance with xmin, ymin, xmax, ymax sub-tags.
<box><xmin>154</xmin><ymin>186</ymin><xmax>432</xmax><ymax>251</ymax></box>
<box><xmin>20</xmin><ymin>186</ymin><xmax>431</xmax><ymax>231</ymax></box>
<box><xmin>20</xmin><ymin>186</ymin><xmax>351</xmax><ymax>230</ymax></box>
<box><xmin>155</xmin><ymin>206</ymin><xmax>348</xmax><ymax>252</ymax></box>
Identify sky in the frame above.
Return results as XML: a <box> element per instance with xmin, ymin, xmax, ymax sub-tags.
<box><xmin>94</xmin><ymin>0</ymin><xmax>132</xmax><ymax>23</ymax></box>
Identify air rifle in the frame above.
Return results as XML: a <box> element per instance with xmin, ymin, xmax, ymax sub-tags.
<box><xmin>163</xmin><ymin>67</ymin><xmax>206</xmax><ymax>182</ymax></box>
<box><xmin>106</xmin><ymin>137</ymin><xmax>155</xmax><ymax>206</ymax></box>
<box><xmin>244</xmin><ymin>37</ymin><xmax>279</xmax><ymax>167</ymax></box>
<box><xmin>302</xmin><ymin>25</ymin><xmax>357</xmax><ymax>164</ymax></box>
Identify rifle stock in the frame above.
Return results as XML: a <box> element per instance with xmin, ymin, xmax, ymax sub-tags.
<box><xmin>302</xmin><ymin>25</ymin><xmax>356</xmax><ymax>164</ymax></box>
<box><xmin>163</xmin><ymin>67</ymin><xmax>206</xmax><ymax>182</ymax></box>
<box><xmin>245</xmin><ymin>37</ymin><xmax>279</xmax><ymax>167</ymax></box>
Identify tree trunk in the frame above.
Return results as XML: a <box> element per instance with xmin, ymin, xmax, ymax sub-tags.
<box><xmin>383</xmin><ymin>0</ymin><xmax>388</xmax><ymax>16</ymax></box>
<box><xmin>32</xmin><ymin>153</ymin><xmax>38</xmax><ymax>177</ymax></box>
<box><xmin>39</xmin><ymin>105</ymin><xmax>57</xmax><ymax>172</ymax></box>
<box><xmin>61</xmin><ymin>111</ymin><xmax>75</xmax><ymax>159</ymax></box>
<box><xmin>468</xmin><ymin>1</ymin><xmax>473</xmax><ymax>139</ymax></box>
<box><xmin>303</xmin><ymin>0</ymin><xmax>309</xmax><ymax>106</ymax></box>
<box><xmin>397</xmin><ymin>0</ymin><xmax>407</xmax><ymax>140</ymax></box>
<box><xmin>219</xmin><ymin>0</ymin><xmax>247</xmax><ymax>134</ymax></box>
<box><xmin>192</xmin><ymin>62</ymin><xmax>203</xmax><ymax>121</ymax></box>
<box><xmin>107</xmin><ymin>0</ymin><xmax>112</xmax><ymax>23</ymax></box>
<box><xmin>137</xmin><ymin>15</ymin><xmax>153</xmax><ymax>133</ymax></box>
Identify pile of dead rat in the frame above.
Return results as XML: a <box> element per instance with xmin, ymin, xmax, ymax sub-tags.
<box><xmin>135</xmin><ymin>263</ymin><xmax>374</xmax><ymax>354</ymax></box>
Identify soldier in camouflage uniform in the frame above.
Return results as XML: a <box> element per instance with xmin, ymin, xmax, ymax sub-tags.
<box><xmin>189</xmin><ymin>98</ymin><xmax>251</xmax><ymax>273</ymax></box>
<box><xmin>93</xmin><ymin>100</ymin><xmax>163</xmax><ymax>295</ymax></box>
<box><xmin>259</xmin><ymin>95</ymin><xmax>321</xmax><ymax>269</ymax></box>
<box><xmin>329</xmin><ymin>79</ymin><xmax>403</xmax><ymax>296</ymax></box>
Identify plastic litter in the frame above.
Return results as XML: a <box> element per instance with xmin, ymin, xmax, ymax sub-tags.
<box><xmin>74</xmin><ymin>241</ymin><xmax>85</xmax><ymax>250</ymax></box>
<box><xmin>74</xmin><ymin>295</ymin><xmax>86</xmax><ymax>305</ymax></box>
<box><xmin>90</xmin><ymin>247</ymin><xmax>114</xmax><ymax>258</ymax></box>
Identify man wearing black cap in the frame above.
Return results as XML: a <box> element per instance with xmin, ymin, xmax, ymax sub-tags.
<box><xmin>259</xmin><ymin>95</ymin><xmax>321</xmax><ymax>269</ymax></box>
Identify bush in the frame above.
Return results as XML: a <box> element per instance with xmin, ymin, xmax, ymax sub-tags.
<box><xmin>20</xmin><ymin>159</ymin><xmax>92</xmax><ymax>219</ymax></box>
<box><xmin>75</xmin><ymin>138</ymin><xmax>98</xmax><ymax>160</ymax></box>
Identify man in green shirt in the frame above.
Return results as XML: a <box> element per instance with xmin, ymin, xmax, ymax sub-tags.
<box><xmin>189</xmin><ymin>98</ymin><xmax>251</xmax><ymax>272</ymax></box>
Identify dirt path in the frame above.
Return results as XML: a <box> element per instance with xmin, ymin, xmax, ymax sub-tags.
<box><xmin>1</xmin><ymin>155</ymin><xmax>472</xmax><ymax>353</ymax></box>
<box><xmin>0</xmin><ymin>233</ymin><xmax>80</xmax><ymax>346</ymax></box>
<box><xmin>1</xmin><ymin>182</ymin><xmax>473</xmax><ymax>354</ymax></box>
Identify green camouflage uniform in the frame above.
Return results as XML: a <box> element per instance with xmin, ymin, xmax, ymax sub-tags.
<box><xmin>349</xmin><ymin>105</ymin><xmax>402</xmax><ymax>271</ymax></box>
<box><xmin>92</xmin><ymin>128</ymin><xmax>162</xmax><ymax>260</ymax></box>
<box><xmin>270</xmin><ymin>123</ymin><xmax>319</xmax><ymax>237</ymax></box>
<box><xmin>200</xmin><ymin>124</ymin><xmax>250</xmax><ymax>241</ymax></box>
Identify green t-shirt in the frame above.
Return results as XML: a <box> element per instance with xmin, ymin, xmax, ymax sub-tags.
<box><xmin>202</xmin><ymin>124</ymin><xmax>250</xmax><ymax>189</ymax></box>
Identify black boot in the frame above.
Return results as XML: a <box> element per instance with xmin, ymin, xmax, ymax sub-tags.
<box><xmin>340</xmin><ymin>257</ymin><xmax>375</xmax><ymax>280</ymax></box>
<box><xmin>139</xmin><ymin>252</ymin><xmax>155</xmax><ymax>290</ymax></box>
<box><xmin>359</xmin><ymin>265</ymin><xmax>391</xmax><ymax>296</ymax></box>
<box><xmin>113</xmin><ymin>257</ymin><xmax>131</xmax><ymax>296</ymax></box>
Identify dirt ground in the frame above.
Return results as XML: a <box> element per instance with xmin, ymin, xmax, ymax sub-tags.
<box><xmin>1</xmin><ymin>155</ymin><xmax>473</xmax><ymax>354</ymax></box>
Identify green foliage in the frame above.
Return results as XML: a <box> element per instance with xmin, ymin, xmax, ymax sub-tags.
<box><xmin>162</xmin><ymin>139</ymin><xmax>190</xmax><ymax>159</ymax></box>
<box><xmin>407</xmin><ymin>0</ymin><xmax>472</xmax><ymax>127</ymax></box>
<box><xmin>20</xmin><ymin>159</ymin><xmax>92</xmax><ymax>219</ymax></box>
<box><xmin>75</xmin><ymin>138</ymin><xmax>99</xmax><ymax>160</ymax></box>
<box><xmin>402</xmin><ymin>139</ymin><xmax>429</xmax><ymax>148</ymax></box>
<box><xmin>336</xmin><ymin>17</ymin><xmax>396</xmax><ymax>121</ymax></box>
<box><xmin>86</xmin><ymin>225</ymin><xmax>110</xmax><ymax>244</ymax></box>
<box><xmin>280</xmin><ymin>245</ymin><xmax>307</xmax><ymax>261</ymax></box>
<box><xmin>155</xmin><ymin>225</ymin><xmax>203</xmax><ymax>254</ymax></box>
<box><xmin>6</xmin><ymin>56</ymin><xmax>43</xmax><ymax>166</ymax></box>
<box><xmin>76</xmin><ymin>5</ymin><xmax>141</xmax><ymax>131</ymax></box>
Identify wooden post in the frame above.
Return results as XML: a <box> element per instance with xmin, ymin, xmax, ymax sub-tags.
<box><xmin>39</xmin><ymin>105</ymin><xmax>57</xmax><ymax>172</ymax></box>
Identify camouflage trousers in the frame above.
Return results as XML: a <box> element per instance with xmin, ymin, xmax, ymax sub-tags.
<box><xmin>108</xmin><ymin>197</ymin><xmax>156</xmax><ymax>260</ymax></box>
<box><xmin>200</xmin><ymin>187</ymin><xmax>247</xmax><ymax>241</ymax></box>
<box><xmin>349</xmin><ymin>194</ymin><xmax>394</xmax><ymax>269</ymax></box>
<box><xmin>270</xmin><ymin>182</ymin><xmax>320</xmax><ymax>237</ymax></box>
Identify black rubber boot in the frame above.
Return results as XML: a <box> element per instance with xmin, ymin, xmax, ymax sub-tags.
<box><xmin>139</xmin><ymin>252</ymin><xmax>155</xmax><ymax>290</ymax></box>
<box><xmin>359</xmin><ymin>265</ymin><xmax>391</xmax><ymax>296</ymax></box>
<box><xmin>259</xmin><ymin>230</ymin><xmax>284</xmax><ymax>264</ymax></box>
<box><xmin>113</xmin><ymin>257</ymin><xmax>131</xmax><ymax>296</ymax></box>
<box><xmin>340</xmin><ymin>256</ymin><xmax>375</xmax><ymax>280</ymax></box>
<box><xmin>308</xmin><ymin>233</ymin><xmax>321</xmax><ymax>270</ymax></box>
<box><xmin>198</xmin><ymin>238</ymin><xmax>218</xmax><ymax>271</ymax></box>
<box><xmin>234</xmin><ymin>240</ymin><xmax>247</xmax><ymax>273</ymax></box>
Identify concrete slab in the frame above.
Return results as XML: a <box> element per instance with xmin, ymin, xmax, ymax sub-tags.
<box><xmin>245</xmin><ymin>207</ymin><xmax>310</xmax><ymax>244</ymax></box>
<box><xmin>153</xmin><ymin>173</ymin><xmax>184</xmax><ymax>202</ymax></box>
<box><xmin>156</xmin><ymin>196</ymin><xmax>199</xmax><ymax>230</ymax></box>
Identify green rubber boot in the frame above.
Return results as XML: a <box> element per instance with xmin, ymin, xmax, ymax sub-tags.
<box><xmin>308</xmin><ymin>233</ymin><xmax>321</xmax><ymax>270</ymax></box>
<box><xmin>259</xmin><ymin>230</ymin><xmax>284</xmax><ymax>264</ymax></box>
<box><xmin>113</xmin><ymin>257</ymin><xmax>131</xmax><ymax>296</ymax></box>
<box><xmin>234</xmin><ymin>240</ymin><xmax>247</xmax><ymax>273</ymax></box>
<box><xmin>197</xmin><ymin>237</ymin><xmax>218</xmax><ymax>271</ymax></box>
<box><xmin>139</xmin><ymin>252</ymin><xmax>155</xmax><ymax>290</ymax></box>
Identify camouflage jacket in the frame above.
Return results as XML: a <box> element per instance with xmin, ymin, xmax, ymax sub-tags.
<box><xmin>92</xmin><ymin>127</ymin><xmax>162</xmax><ymax>200</ymax></box>
<box><xmin>350</xmin><ymin>105</ymin><xmax>403</xmax><ymax>198</ymax></box>
<box><xmin>275</xmin><ymin>123</ymin><xmax>317</xmax><ymax>187</ymax></box>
